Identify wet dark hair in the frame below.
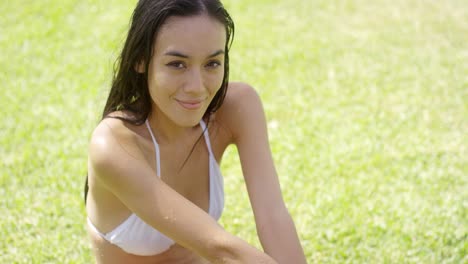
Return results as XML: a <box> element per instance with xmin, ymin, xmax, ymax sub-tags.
<box><xmin>85</xmin><ymin>0</ymin><xmax>234</xmax><ymax>203</ymax></box>
<box><xmin>103</xmin><ymin>0</ymin><xmax>235</xmax><ymax>125</ymax></box>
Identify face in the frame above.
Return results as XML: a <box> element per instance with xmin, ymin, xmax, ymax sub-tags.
<box><xmin>142</xmin><ymin>14</ymin><xmax>226</xmax><ymax>127</ymax></box>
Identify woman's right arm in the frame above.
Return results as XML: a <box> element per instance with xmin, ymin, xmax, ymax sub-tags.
<box><xmin>88</xmin><ymin>120</ymin><xmax>276</xmax><ymax>263</ymax></box>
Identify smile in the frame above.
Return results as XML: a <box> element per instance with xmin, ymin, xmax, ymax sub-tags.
<box><xmin>175</xmin><ymin>99</ymin><xmax>205</xmax><ymax>110</ymax></box>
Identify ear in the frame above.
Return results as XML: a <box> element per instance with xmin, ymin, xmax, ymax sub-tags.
<box><xmin>134</xmin><ymin>60</ymin><xmax>145</xmax><ymax>73</ymax></box>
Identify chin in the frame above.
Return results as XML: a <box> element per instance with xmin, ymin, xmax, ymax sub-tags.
<box><xmin>174</xmin><ymin>115</ymin><xmax>205</xmax><ymax>128</ymax></box>
<box><xmin>183</xmin><ymin>120</ymin><xmax>202</xmax><ymax>128</ymax></box>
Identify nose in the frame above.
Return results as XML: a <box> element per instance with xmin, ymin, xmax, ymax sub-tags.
<box><xmin>183</xmin><ymin>68</ymin><xmax>204</xmax><ymax>94</ymax></box>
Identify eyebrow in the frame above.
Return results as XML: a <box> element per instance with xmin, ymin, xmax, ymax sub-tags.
<box><xmin>163</xmin><ymin>49</ymin><xmax>225</xmax><ymax>59</ymax></box>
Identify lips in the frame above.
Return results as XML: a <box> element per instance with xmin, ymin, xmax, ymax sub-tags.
<box><xmin>175</xmin><ymin>99</ymin><xmax>205</xmax><ymax>110</ymax></box>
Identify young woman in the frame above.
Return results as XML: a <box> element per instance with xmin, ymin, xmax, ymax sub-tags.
<box><xmin>84</xmin><ymin>0</ymin><xmax>307</xmax><ymax>263</ymax></box>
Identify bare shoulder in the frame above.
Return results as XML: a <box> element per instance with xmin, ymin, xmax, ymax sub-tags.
<box><xmin>216</xmin><ymin>82</ymin><xmax>265</xmax><ymax>143</ymax></box>
<box><xmin>88</xmin><ymin>115</ymin><xmax>146</xmax><ymax>180</ymax></box>
<box><xmin>223</xmin><ymin>82</ymin><xmax>261</xmax><ymax>107</ymax></box>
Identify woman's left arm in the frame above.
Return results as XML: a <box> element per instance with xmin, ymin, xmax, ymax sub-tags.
<box><xmin>222</xmin><ymin>83</ymin><xmax>307</xmax><ymax>264</ymax></box>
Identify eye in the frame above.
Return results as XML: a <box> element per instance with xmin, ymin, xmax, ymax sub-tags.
<box><xmin>206</xmin><ymin>60</ymin><xmax>222</xmax><ymax>69</ymax></box>
<box><xmin>166</xmin><ymin>61</ymin><xmax>186</xmax><ymax>69</ymax></box>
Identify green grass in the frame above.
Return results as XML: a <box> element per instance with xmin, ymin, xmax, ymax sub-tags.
<box><xmin>1</xmin><ymin>0</ymin><xmax>466</xmax><ymax>263</ymax></box>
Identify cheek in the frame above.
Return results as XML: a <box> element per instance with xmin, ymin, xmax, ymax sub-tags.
<box><xmin>149</xmin><ymin>69</ymin><xmax>179</xmax><ymax>95</ymax></box>
<box><xmin>207</xmin><ymin>71</ymin><xmax>225</xmax><ymax>92</ymax></box>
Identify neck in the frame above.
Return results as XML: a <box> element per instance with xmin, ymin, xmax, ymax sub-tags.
<box><xmin>147</xmin><ymin>110</ymin><xmax>201</xmax><ymax>144</ymax></box>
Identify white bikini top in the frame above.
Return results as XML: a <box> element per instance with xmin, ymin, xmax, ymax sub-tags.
<box><xmin>87</xmin><ymin>119</ymin><xmax>224</xmax><ymax>256</ymax></box>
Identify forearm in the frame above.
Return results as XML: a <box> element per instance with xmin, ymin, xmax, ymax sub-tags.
<box><xmin>208</xmin><ymin>232</ymin><xmax>278</xmax><ymax>264</ymax></box>
<box><xmin>257</xmin><ymin>210</ymin><xmax>307</xmax><ymax>264</ymax></box>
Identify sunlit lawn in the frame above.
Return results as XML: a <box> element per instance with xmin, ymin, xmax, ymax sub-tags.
<box><xmin>1</xmin><ymin>0</ymin><xmax>466</xmax><ymax>263</ymax></box>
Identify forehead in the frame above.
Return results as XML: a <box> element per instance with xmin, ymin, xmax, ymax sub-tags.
<box><xmin>154</xmin><ymin>15</ymin><xmax>226</xmax><ymax>55</ymax></box>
